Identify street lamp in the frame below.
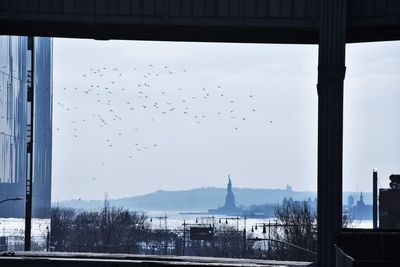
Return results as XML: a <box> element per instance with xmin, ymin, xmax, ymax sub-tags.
<box><xmin>0</xmin><ymin>197</ymin><xmax>23</xmax><ymax>204</ymax></box>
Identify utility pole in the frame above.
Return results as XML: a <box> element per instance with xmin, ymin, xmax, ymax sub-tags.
<box><xmin>268</xmin><ymin>221</ymin><xmax>271</xmax><ymax>259</ymax></box>
<box><xmin>25</xmin><ymin>36</ymin><xmax>35</xmax><ymax>252</ymax></box>
<box><xmin>373</xmin><ymin>169</ymin><xmax>378</xmax><ymax>229</ymax></box>
<box><xmin>164</xmin><ymin>213</ymin><xmax>168</xmax><ymax>254</ymax></box>
<box><xmin>182</xmin><ymin>220</ymin><xmax>186</xmax><ymax>256</ymax></box>
<box><xmin>46</xmin><ymin>226</ymin><xmax>50</xmax><ymax>252</ymax></box>
<box><xmin>243</xmin><ymin>217</ymin><xmax>246</xmax><ymax>258</ymax></box>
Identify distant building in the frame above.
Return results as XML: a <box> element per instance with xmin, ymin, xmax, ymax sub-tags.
<box><xmin>286</xmin><ymin>184</ymin><xmax>292</xmax><ymax>192</ymax></box>
<box><xmin>348</xmin><ymin>195</ymin><xmax>354</xmax><ymax>207</ymax></box>
<box><xmin>0</xmin><ymin>36</ymin><xmax>52</xmax><ymax>218</ymax></box>
<box><xmin>357</xmin><ymin>192</ymin><xmax>365</xmax><ymax>207</ymax></box>
<box><xmin>349</xmin><ymin>192</ymin><xmax>372</xmax><ymax>220</ymax></box>
<box><xmin>281</xmin><ymin>196</ymin><xmax>317</xmax><ymax>213</ymax></box>
<box><xmin>208</xmin><ymin>175</ymin><xmax>242</xmax><ymax>215</ymax></box>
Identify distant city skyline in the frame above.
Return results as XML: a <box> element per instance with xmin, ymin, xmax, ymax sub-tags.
<box><xmin>52</xmin><ymin>39</ymin><xmax>400</xmax><ymax>201</ymax></box>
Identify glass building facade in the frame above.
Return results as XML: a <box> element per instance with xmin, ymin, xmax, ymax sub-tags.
<box><xmin>0</xmin><ymin>36</ymin><xmax>52</xmax><ymax>218</ymax></box>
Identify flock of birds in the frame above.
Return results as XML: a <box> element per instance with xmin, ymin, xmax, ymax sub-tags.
<box><xmin>55</xmin><ymin>64</ymin><xmax>273</xmax><ymax>172</ymax></box>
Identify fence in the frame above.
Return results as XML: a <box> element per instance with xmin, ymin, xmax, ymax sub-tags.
<box><xmin>49</xmin><ymin>222</ymin><xmax>317</xmax><ymax>262</ymax></box>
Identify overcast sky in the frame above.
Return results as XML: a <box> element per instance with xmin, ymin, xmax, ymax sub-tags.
<box><xmin>51</xmin><ymin>39</ymin><xmax>400</xmax><ymax>201</ymax></box>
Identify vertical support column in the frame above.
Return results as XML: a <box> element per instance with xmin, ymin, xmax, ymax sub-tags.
<box><xmin>25</xmin><ymin>36</ymin><xmax>35</xmax><ymax>251</ymax></box>
<box><xmin>317</xmin><ymin>0</ymin><xmax>347</xmax><ymax>266</ymax></box>
<box><xmin>373</xmin><ymin>169</ymin><xmax>378</xmax><ymax>229</ymax></box>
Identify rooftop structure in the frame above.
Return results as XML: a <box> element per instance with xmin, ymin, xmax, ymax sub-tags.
<box><xmin>379</xmin><ymin>174</ymin><xmax>400</xmax><ymax>229</ymax></box>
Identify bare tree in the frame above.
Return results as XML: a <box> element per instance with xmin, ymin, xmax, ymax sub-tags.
<box><xmin>50</xmin><ymin>206</ymin><xmax>148</xmax><ymax>254</ymax></box>
<box><xmin>272</xmin><ymin>199</ymin><xmax>317</xmax><ymax>261</ymax></box>
<box><xmin>50</xmin><ymin>206</ymin><xmax>76</xmax><ymax>251</ymax></box>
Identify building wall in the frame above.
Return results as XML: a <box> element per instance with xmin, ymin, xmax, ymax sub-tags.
<box><xmin>32</xmin><ymin>37</ymin><xmax>53</xmax><ymax>218</ymax></box>
<box><xmin>0</xmin><ymin>36</ymin><xmax>52</xmax><ymax>218</ymax></box>
<box><xmin>379</xmin><ymin>189</ymin><xmax>400</xmax><ymax>229</ymax></box>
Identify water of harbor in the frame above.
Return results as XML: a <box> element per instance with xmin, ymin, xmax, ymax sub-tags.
<box><xmin>145</xmin><ymin>211</ymin><xmax>372</xmax><ymax>231</ymax></box>
<box><xmin>0</xmin><ymin>213</ymin><xmax>372</xmax><ymax>251</ymax></box>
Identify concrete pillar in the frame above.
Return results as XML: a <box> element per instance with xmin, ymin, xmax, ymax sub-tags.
<box><xmin>317</xmin><ymin>0</ymin><xmax>347</xmax><ymax>266</ymax></box>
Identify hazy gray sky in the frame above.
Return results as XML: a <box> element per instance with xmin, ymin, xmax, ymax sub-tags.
<box><xmin>344</xmin><ymin>42</ymin><xmax>400</xmax><ymax>193</ymax></box>
<box><xmin>52</xmin><ymin>39</ymin><xmax>400</xmax><ymax>201</ymax></box>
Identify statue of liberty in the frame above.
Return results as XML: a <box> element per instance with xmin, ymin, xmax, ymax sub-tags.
<box><xmin>224</xmin><ymin>174</ymin><xmax>237</xmax><ymax>210</ymax></box>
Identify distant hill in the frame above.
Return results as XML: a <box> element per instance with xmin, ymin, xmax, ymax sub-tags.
<box><xmin>53</xmin><ymin>187</ymin><xmax>372</xmax><ymax>212</ymax></box>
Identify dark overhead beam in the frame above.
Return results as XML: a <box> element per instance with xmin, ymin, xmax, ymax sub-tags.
<box><xmin>0</xmin><ymin>0</ymin><xmax>399</xmax><ymax>43</ymax></box>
